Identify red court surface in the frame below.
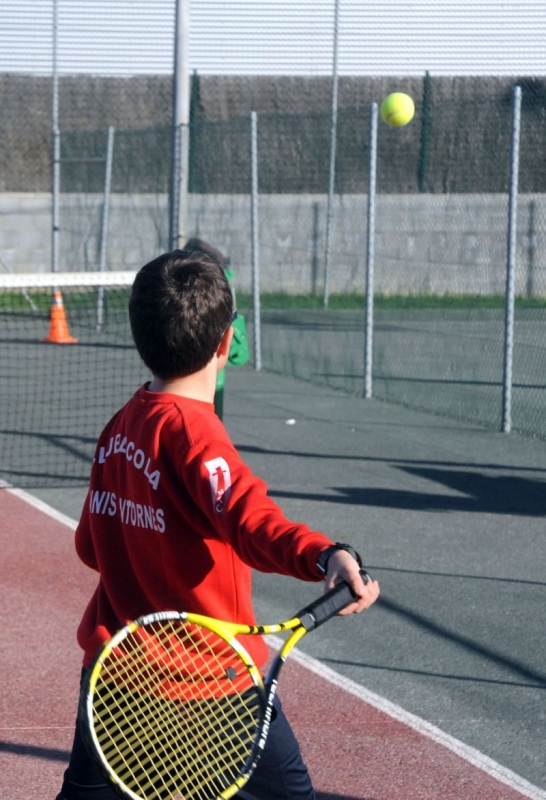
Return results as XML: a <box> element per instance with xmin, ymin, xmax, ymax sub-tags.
<box><xmin>0</xmin><ymin>487</ymin><xmax>543</xmax><ymax>800</ymax></box>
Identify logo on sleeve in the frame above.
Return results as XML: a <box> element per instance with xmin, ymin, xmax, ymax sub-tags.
<box><xmin>204</xmin><ymin>457</ymin><xmax>232</xmax><ymax>513</ymax></box>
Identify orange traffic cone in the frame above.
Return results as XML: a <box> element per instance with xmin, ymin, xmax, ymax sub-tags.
<box><xmin>41</xmin><ymin>290</ymin><xmax>78</xmax><ymax>344</ymax></box>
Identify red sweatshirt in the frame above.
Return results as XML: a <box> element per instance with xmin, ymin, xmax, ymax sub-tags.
<box><xmin>76</xmin><ymin>384</ymin><xmax>333</xmax><ymax>668</ymax></box>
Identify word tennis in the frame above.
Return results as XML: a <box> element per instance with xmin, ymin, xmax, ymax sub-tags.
<box><xmin>89</xmin><ymin>490</ymin><xmax>166</xmax><ymax>533</ymax></box>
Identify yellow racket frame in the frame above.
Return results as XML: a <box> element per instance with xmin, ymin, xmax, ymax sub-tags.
<box><xmin>84</xmin><ymin>610</ymin><xmax>307</xmax><ymax>800</ymax></box>
<box><xmin>83</xmin><ymin>574</ymin><xmax>363</xmax><ymax>800</ymax></box>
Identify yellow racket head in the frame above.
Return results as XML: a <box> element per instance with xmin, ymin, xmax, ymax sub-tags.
<box><xmin>81</xmin><ymin>611</ymin><xmax>266</xmax><ymax>800</ymax></box>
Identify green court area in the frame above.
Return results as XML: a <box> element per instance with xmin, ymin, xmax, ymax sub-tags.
<box><xmin>250</xmin><ymin>305</ymin><xmax>546</xmax><ymax>439</ymax></box>
<box><xmin>237</xmin><ymin>292</ymin><xmax>546</xmax><ymax>311</ymax></box>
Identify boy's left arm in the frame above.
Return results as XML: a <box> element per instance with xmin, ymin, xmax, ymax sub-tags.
<box><xmin>190</xmin><ymin>439</ymin><xmax>362</xmax><ymax>583</ymax></box>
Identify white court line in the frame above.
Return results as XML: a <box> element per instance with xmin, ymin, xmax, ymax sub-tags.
<box><xmin>5</xmin><ymin>485</ymin><xmax>545</xmax><ymax>800</ymax></box>
<box><xmin>267</xmin><ymin>634</ymin><xmax>546</xmax><ymax>800</ymax></box>
<box><xmin>1</xmin><ymin>482</ymin><xmax>77</xmax><ymax>530</ymax></box>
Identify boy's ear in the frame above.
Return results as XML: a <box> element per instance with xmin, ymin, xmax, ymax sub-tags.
<box><xmin>216</xmin><ymin>326</ymin><xmax>233</xmax><ymax>358</ymax></box>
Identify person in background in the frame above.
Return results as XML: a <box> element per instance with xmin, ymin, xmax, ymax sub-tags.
<box><xmin>184</xmin><ymin>237</ymin><xmax>249</xmax><ymax>419</ymax></box>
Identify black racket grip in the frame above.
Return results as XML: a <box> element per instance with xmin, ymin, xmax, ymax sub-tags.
<box><xmin>298</xmin><ymin>569</ymin><xmax>372</xmax><ymax>631</ymax></box>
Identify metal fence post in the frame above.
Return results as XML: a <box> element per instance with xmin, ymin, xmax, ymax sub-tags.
<box><xmin>97</xmin><ymin>125</ymin><xmax>115</xmax><ymax>330</ymax></box>
<box><xmin>99</xmin><ymin>126</ymin><xmax>115</xmax><ymax>275</ymax></box>
<box><xmin>323</xmin><ymin>0</ymin><xmax>340</xmax><ymax>309</ymax></box>
<box><xmin>51</xmin><ymin>0</ymin><xmax>60</xmax><ymax>275</ymax></box>
<box><xmin>364</xmin><ymin>102</ymin><xmax>378</xmax><ymax>399</ymax></box>
<box><xmin>250</xmin><ymin>111</ymin><xmax>261</xmax><ymax>371</ymax></box>
<box><xmin>169</xmin><ymin>0</ymin><xmax>190</xmax><ymax>250</ymax></box>
<box><xmin>502</xmin><ymin>85</ymin><xmax>522</xmax><ymax>433</ymax></box>
<box><xmin>52</xmin><ymin>130</ymin><xmax>61</xmax><ymax>275</ymax></box>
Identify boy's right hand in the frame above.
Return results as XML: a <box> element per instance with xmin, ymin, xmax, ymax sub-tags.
<box><xmin>324</xmin><ymin>548</ymin><xmax>380</xmax><ymax>616</ymax></box>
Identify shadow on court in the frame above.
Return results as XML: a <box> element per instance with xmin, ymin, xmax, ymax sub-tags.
<box><xmin>317</xmin><ymin>795</ymin><xmax>379</xmax><ymax>800</ymax></box>
<box><xmin>269</xmin><ymin>472</ymin><xmax>546</xmax><ymax>516</ymax></box>
<box><xmin>326</xmin><ymin>594</ymin><xmax>546</xmax><ymax>690</ymax></box>
<box><xmin>0</xmin><ymin>741</ymin><xmax>70</xmax><ymax>762</ymax></box>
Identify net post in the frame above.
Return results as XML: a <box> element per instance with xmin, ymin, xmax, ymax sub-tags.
<box><xmin>250</xmin><ymin>111</ymin><xmax>261</xmax><ymax>372</ymax></box>
<box><xmin>502</xmin><ymin>85</ymin><xmax>522</xmax><ymax>434</ymax></box>
<box><xmin>364</xmin><ymin>102</ymin><xmax>378</xmax><ymax>400</ymax></box>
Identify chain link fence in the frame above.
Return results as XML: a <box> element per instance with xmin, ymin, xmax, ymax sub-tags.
<box><xmin>1</xmin><ymin>75</ymin><xmax>546</xmax><ymax>454</ymax></box>
<box><xmin>58</xmin><ymin>126</ymin><xmax>171</xmax><ymax>272</ymax></box>
<box><xmin>191</xmin><ymin>88</ymin><xmax>546</xmax><ymax>440</ymax></box>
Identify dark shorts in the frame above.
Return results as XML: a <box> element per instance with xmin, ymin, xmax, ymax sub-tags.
<box><xmin>57</xmin><ymin>671</ymin><xmax>316</xmax><ymax>800</ymax></box>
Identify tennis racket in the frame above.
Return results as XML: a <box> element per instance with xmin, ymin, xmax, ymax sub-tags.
<box><xmin>80</xmin><ymin>569</ymin><xmax>371</xmax><ymax>800</ymax></box>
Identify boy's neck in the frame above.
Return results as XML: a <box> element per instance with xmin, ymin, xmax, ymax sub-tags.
<box><xmin>148</xmin><ymin>360</ymin><xmax>218</xmax><ymax>404</ymax></box>
<box><xmin>147</xmin><ymin>327</ymin><xmax>232</xmax><ymax>404</ymax></box>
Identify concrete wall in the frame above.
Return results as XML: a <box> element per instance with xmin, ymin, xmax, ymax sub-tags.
<box><xmin>2</xmin><ymin>193</ymin><xmax>546</xmax><ymax>297</ymax></box>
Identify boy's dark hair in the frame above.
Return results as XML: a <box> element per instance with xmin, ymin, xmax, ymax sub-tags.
<box><xmin>129</xmin><ymin>250</ymin><xmax>233</xmax><ymax>380</ymax></box>
<box><xmin>183</xmin><ymin>238</ymin><xmax>229</xmax><ymax>270</ymax></box>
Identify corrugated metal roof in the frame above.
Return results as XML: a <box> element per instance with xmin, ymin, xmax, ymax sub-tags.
<box><xmin>0</xmin><ymin>0</ymin><xmax>545</xmax><ymax>77</ymax></box>
<box><xmin>191</xmin><ymin>0</ymin><xmax>546</xmax><ymax>76</ymax></box>
<box><xmin>0</xmin><ymin>0</ymin><xmax>175</xmax><ymax>76</ymax></box>
<box><xmin>1</xmin><ymin>2</ymin><xmax>55</xmax><ymax>74</ymax></box>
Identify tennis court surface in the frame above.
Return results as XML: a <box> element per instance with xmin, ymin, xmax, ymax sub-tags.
<box><xmin>2</xmin><ymin>368</ymin><xmax>546</xmax><ymax>799</ymax></box>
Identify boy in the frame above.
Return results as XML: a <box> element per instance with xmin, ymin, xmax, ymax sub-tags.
<box><xmin>56</xmin><ymin>249</ymin><xmax>379</xmax><ymax>800</ymax></box>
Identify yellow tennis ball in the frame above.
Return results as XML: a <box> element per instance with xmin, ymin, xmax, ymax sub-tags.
<box><xmin>380</xmin><ymin>92</ymin><xmax>415</xmax><ymax>127</ymax></box>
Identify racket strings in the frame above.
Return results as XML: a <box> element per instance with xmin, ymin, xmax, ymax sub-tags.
<box><xmin>90</xmin><ymin>618</ymin><xmax>264</xmax><ymax>800</ymax></box>
<box><xmin>96</xmin><ymin>671</ymin><xmax>250</xmax><ymax>798</ymax></box>
<box><xmin>95</xmin><ymin>648</ymin><xmax>246</xmax><ymax>799</ymax></box>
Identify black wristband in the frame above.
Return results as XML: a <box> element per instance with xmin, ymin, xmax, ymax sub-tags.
<box><xmin>316</xmin><ymin>542</ymin><xmax>363</xmax><ymax>575</ymax></box>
